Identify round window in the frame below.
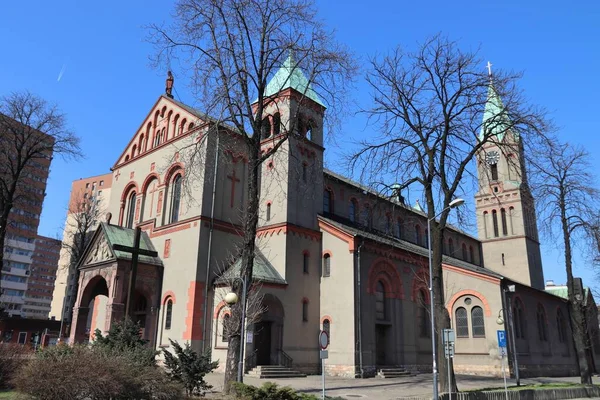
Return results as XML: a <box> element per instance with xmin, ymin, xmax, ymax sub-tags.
<box><xmin>464</xmin><ymin>297</ymin><xmax>472</xmax><ymax>305</ymax></box>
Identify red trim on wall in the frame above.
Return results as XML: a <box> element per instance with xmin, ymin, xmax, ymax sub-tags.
<box><xmin>446</xmin><ymin>289</ymin><xmax>492</xmax><ymax>317</ymax></box>
<box><xmin>183</xmin><ymin>281</ymin><xmax>206</xmax><ymax>341</ymax></box>
<box><xmin>162</xmin><ymin>290</ymin><xmax>176</xmax><ymax>305</ymax></box>
<box><xmin>141</xmin><ymin>173</ymin><xmax>161</xmax><ymax>194</ymax></box>
<box><xmin>367</xmin><ymin>259</ymin><xmax>405</xmax><ymax>299</ymax></box>
<box><xmin>321</xmin><ymin>315</ymin><xmax>333</xmax><ymax>324</ymax></box>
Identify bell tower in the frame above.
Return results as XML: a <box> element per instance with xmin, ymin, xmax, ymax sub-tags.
<box><xmin>474</xmin><ymin>82</ymin><xmax>544</xmax><ymax>289</ymax></box>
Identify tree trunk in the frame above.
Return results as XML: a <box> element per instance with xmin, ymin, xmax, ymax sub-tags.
<box><xmin>223</xmin><ymin>144</ymin><xmax>261</xmax><ymax>393</ymax></box>
<box><xmin>0</xmin><ymin>207</ymin><xmax>11</xmax><ymax>290</ymax></box>
<box><xmin>561</xmin><ymin>192</ymin><xmax>592</xmax><ymax>385</ymax></box>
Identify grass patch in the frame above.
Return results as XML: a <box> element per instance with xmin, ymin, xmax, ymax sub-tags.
<box><xmin>0</xmin><ymin>392</ymin><xmax>18</xmax><ymax>399</ymax></box>
<box><xmin>467</xmin><ymin>382</ymin><xmax>587</xmax><ymax>392</ymax></box>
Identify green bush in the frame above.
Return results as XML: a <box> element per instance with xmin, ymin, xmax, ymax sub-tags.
<box><xmin>93</xmin><ymin>318</ymin><xmax>157</xmax><ymax>367</ymax></box>
<box><xmin>231</xmin><ymin>382</ymin><xmax>343</xmax><ymax>400</ymax></box>
<box><xmin>162</xmin><ymin>339</ymin><xmax>218</xmax><ymax>397</ymax></box>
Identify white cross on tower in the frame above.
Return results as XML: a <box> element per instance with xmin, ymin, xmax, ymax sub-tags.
<box><xmin>486</xmin><ymin>61</ymin><xmax>493</xmax><ymax>76</ymax></box>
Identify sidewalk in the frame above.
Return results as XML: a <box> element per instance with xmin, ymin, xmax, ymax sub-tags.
<box><xmin>205</xmin><ymin>372</ymin><xmax>588</xmax><ymax>400</ymax></box>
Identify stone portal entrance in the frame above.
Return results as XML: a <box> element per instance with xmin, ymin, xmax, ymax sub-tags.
<box><xmin>69</xmin><ymin>223</ymin><xmax>163</xmax><ymax>346</ymax></box>
<box><xmin>250</xmin><ymin>294</ymin><xmax>284</xmax><ymax>366</ymax></box>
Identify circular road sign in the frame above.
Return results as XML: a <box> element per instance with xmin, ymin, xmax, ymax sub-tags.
<box><xmin>319</xmin><ymin>330</ymin><xmax>329</xmax><ymax>350</ymax></box>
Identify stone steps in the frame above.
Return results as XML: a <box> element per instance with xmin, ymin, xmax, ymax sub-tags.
<box><xmin>246</xmin><ymin>365</ymin><xmax>307</xmax><ymax>379</ymax></box>
<box><xmin>378</xmin><ymin>367</ymin><xmax>412</xmax><ymax>379</ymax></box>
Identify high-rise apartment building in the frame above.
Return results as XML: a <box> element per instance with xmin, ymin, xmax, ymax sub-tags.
<box><xmin>49</xmin><ymin>173</ymin><xmax>112</xmax><ymax>323</ymax></box>
<box><xmin>22</xmin><ymin>235</ymin><xmax>61</xmax><ymax>318</ymax></box>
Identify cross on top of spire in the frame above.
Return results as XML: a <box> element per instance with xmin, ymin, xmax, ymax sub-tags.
<box><xmin>486</xmin><ymin>61</ymin><xmax>493</xmax><ymax>77</ymax></box>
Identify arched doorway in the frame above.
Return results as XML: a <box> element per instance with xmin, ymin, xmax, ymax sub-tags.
<box><xmin>254</xmin><ymin>294</ymin><xmax>284</xmax><ymax>365</ymax></box>
<box><xmin>73</xmin><ymin>275</ymin><xmax>109</xmax><ymax>343</ymax></box>
<box><xmin>133</xmin><ymin>291</ymin><xmax>149</xmax><ymax>340</ymax></box>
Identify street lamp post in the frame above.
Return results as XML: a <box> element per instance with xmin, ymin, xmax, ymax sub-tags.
<box><xmin>427</xmin><ymin>198</ymin><xmax>464</xmax><ymax>400</ymax></box>
<box><xmin>225</xmin><ymin>275</ymin><xmax>249</xmax><ymax>383</ymax></box>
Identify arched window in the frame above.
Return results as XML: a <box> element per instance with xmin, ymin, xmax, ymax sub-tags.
<box><xmin>165</xmin><ymin>299</ymin><xmax>173</xmax><ymax>330</ymax></box>
<box><xmin>170</xmin><ymin>175</ymin><xmax>182</xmax><ymax>224</ymax></box>
<box><xmin>513</xmin><ymin>298</ymin><xmax>526</xmax><ymax>339</ymax></box>
<box><xmin>188</xmin><ymin>122</ymin><xmax>194</xmax><ymax>131</ymax></box>
<box><xmin>385</xmin><ymin>215</ymin><xmax>392</xmax><ymax>235</ymax></box>
<box><xmin>306</xmin><ymin>121</ymin><xmax>313</xmax><ymax>141</ymax></box>
<box><xmin>126</xmin><ymin>192</ymin><xmax>136</xmax><ymax>228</ymax></box>
<box><xmin>362</xmin><ymin>204</ymin><xmax>372</xmax><ymax>228</ymax></box>
<box><xmin>349</xmin><ymin>199</ymin><xmax>358</xmax><ymax>223</ymax></box>
<box><xmin>557</xmin><ymin>309</ymin><xmax>567</xmax><ymax>344</ymax></box>
<box><xmin>266</xmin><ymin>203</ymin><xmax>271</xmax><ymax>222</ymax></box>
<box><xmin>469</xmin><ymin>246</ymin><xmax>474</xmax><ymax>263</ymax></box>
<box><xmin>492</xmin><ymin>210</ymin><xmax>499</xmax><ymax>237</ymax></box>
<box><xmin>222</xmin><ymin>314</ymin><xmax>231</xmax><ymax>342</ymax></box>
<box><xmin>415</xmin><ymin>225</ymin><xmax>422</xmax><ymax>246</ymax></box>
<box><xmin>448</xmin><ymin>238</ymin><xmax>454</xmax><ymax>255</ymax></box>
<box><xmin>491</xmin><ymin>163</ymin><xmax>498</xmax><ymax>181</ymax></box>
<box><xmin>483</xmin><ymin>211</ymin><xmax>489</xmax><ymax>238</ymax></box>
<box><xmin>461</xmin><ymin>243</ymin><xmax>467</xmax><ymax>260</ymax></box>
<box><xmin>261</xmin><ymin>117</ymin><xmax>272</xmax><ymax>139</ymax></box>
<box><xmin>509</xmin><ymin>207</ymin><xmax>515</xmax><ymax>235</ymax></box>
<box><xmin>323</xmin><ymin>319</ymin><xmax>331</xmax><ymax>344</ymax></box>
<box><xmin>471</xmin><ymin>306</ymin><xmax>485</xmax><ymax>337</ymax></box>
<box><xmin>501</xmin><ymin>208</ymin><xmax>508</xmax><ymax>236</ymax></box>
<box><xmin>455</xmin><ymin>307</ymin><xmax>469</xmax><ymax>337</ymax></box>
<box><xmin>273</xmin><ymin>113</ymin><xmax>281</xmax><ymax>136</ymax></box>
<box><xmin>536</xmin><ymin>304</ymin><xmax>548</xmax><ymax>342</ymax></box>
<box><xmin>303</xmin><ymin>252</ymin><xmax>309</xmax><ymax>274</ymax></box>
<box><xmin>180</xmin><ymin>118</ymin><xmax>187</xmax><ymax>135</ymax></box>
<box><xmin>323</xmin><ymin>189</ymin><xmax>332</xmax><ymax>214</ymax></box>
<box><xmin>132</xmin><ymin>144</ymin><xmax>137</xmax><ymax>157</ymax></box>
<box><xmin>417</xmin><ymin>289</ymin><xmax>429</xmax><ymax>338</ymax></box>
<box><xmin>396</xmin><ymin>218</ymin><xmax>403</xmax><ymax>239</ymax></box>
<box><xmin>375</xmin><ymin>281</ymin><xmax>386</xmax><ymax>320</ymax></box>
<box><xmin>323</xmin><ymin>254</ymin><xmax>331</xmax><ymax>277</ymax></box>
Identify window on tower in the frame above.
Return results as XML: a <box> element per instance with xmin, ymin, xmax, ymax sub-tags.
<box><xmin>491</xmin><ymin>164</ymin><xmax>498</xmax><ymax>181</ymax></box>
<box><xmin>501</xmin><ymin>208</ymin><xmax>508</xmax><ymax>236</ymax></box>
<box><xmin>492</xmin><ymin>210</ymin><xmax>499</xmax><ymax>237</ymax></box>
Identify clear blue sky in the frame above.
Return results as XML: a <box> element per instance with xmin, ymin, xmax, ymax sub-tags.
<box><xmin>1</xmin><ymin>1</ymin><xmax>599</xmax><ymax>290</ymax></box>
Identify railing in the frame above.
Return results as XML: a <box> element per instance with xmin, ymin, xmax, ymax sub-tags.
<box><xmin>270</xmin><ymin>349</ymin><xmax>293</xmax><ymax>368</ymax></box>
<box><xmin>245</xmin><ymin>349</ymin><xmax>258</xmax><ymax>372</ymax></box>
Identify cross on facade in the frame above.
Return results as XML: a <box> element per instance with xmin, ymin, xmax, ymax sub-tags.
<box><xmin>112</xmin><ymin>227</ymin><xmax>158</xmax><ymax>318</ymax></box>
<box><xmin>486</xmin><ymin>61</ymin><xmax>493</xmax><ymax>76</ymax></box>
<box><xmin>114</xmin><ymin>170</ymin><xmax>121</xmax><ymax>181</ymax></box>
<box><xmin>149</xmin><ymin>182</ymin><xmax>159</xmax><ymax>217</ymax></box>
<box><xmin>227</xmin><ymin>168</ymin><xmax>241</xmax><ymax>208</ymax></box>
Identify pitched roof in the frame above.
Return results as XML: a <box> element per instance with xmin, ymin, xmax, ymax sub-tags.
<box><xmin>479</xmin><ymin>83</ymin><xmax>514</xmax><ymax>142</ymax></box>
<box><xmin>101</xmin><ymin>223</ymin><xmax>162</xmax><ymax>266</ymax></box>
<box><xmin>263</xmin><ymin>54</ymin><xmax>325</xmax><ymax>107</ymax></box>
<box><xmin>318</xmin><ymin>214</ymin><xmax>503</xmax><ymax>281</ymax></box>
<box><xmin>216</xmin><ymin>250</ymin><xmax>287</xmax><ymax>286</ymax></box>
<box><xmin>545</xmin><ymin>285</ymin><xmax>591</xmax><ymax>305</ymax></box>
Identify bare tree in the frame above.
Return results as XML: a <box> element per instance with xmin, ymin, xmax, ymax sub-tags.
<box><xmin>527</xmin><ymin>139</ymin><xmax>599</xmax><ymax>384</ymax></box>
<box><xmin>349</xmin><ymin>35</ymin><xmax>548</xmax><ymax>393</ymax></box>
<box><xmin>59</xmin><ymin>190</ymin><xmax>105</xmax><ymax>331</ymax></box>
<box><xmin>0</xmin><ymin>91</ymin><xmax>81</xmax><ymax>296</ymax></box>
<box><xmin>149</xmin><ymin>0</ymin><xmax>354</xmax><ymax>390</ymax></box>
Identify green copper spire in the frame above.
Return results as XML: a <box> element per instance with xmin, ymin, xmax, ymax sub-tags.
<box><xmin>262</xmin><ymin>53</ymin><xmax>325</xmax><ymax>107</ymax></box>
<box><xmin>479</xmin><ymin>82</ymin><xmax>513</xmax><ymax>142</ymax></box>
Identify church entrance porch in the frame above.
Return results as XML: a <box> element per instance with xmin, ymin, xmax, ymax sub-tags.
<box><xmin>246</xmin><ymin>293</ymin><xmax>285</xmax><ymax>369</ymax></box>
<box><xmin>375</xmin><ymin>324</ymin><xmax>390</xmax><ymax>366</ymax></box>
<box><xmin>254</xmin><ymin>321</ymin><xmax>272</xmax><ymax>365</ymax></box>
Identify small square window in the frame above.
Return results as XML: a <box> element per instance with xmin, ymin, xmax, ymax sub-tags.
<box><xmin>99</xmin><ymin>180</ymin><xmax>104</xmax><ymax>187</ymax></box>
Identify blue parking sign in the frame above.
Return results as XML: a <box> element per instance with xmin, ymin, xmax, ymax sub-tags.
<box><xmin>497</xmin><ymin>330</ymin><xmax>507</xmax><ymax>348</ymax></box>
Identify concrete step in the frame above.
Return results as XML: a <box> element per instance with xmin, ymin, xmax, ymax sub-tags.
<box><xmin>378</xmin><ymin>367</ymin><xmax>411</xmax><ymax>378</ymax></box>
<box><xmin>247</xmin><ymin>365</ymin><xmax>307</xmax><ymax>379</ymax></box>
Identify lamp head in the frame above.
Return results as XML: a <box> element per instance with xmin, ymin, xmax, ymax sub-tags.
<box><xmin>224</xmin><ymin>292</ymin><xmax>239</xmax><ymax>305</ymax></box>
<box><xmin>496</xmin><ymin>316</ymin><xmax>504</xmax><ymax>325</ymax></box>
<box><xmin>449</xmin><ymin>198</ymin><xmax>465</xmax><ymax>208</ymax></box>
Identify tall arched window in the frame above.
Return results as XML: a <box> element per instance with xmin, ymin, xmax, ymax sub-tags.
<box><xmin>385</xmin><ymin>215</ymin><xmax>392</xmax><ymax>234</ymax></box>
<box><xmin>415</xmin><ymin>225</ymin><xmax>422</xmax><ymax>246</ymax></box>
<box><xmin>462</xmin><ymin>243</ymin><xmax>467</xmax><ymax>260</ymax></box>
<box><xmin>375</xmin><ymin>281</ymin><xmax>386</xmax><ymax>320</ymax></box>
<box><xmin>491</xmin><ymin>163</ymin><xmax>498</xmax><ymax>181</ymax></box>
<box><xmin>126</xmin><ymin>192</ymin><xmax>136</xmax><ymax>228</ymax></box>
<box><xmin>417</xmin><ymin>289</ymin><xmax>429</xmax><ymax>337</ymax></box>
<box><xmin>448</xmin><ymin>238</ymin><xmax>454</xmax><ymax>255</ymax></box>
<box><xmin>323</xmin><ymin>319</ymin><xmax>331</xmax><ymax>345</ymax></box>
<box><xmin>266</xmin><ymin>203</ymin><xmax>271</xmax><ymax>222</ymax></box>
<box><xmin>501</xmin><ymin>208</ymin><xmax>508</xmax><ymax>236</ymax></box>
<box><xmin>492</xmin><ymin>210</ymin><xmax>499</xmax><ymax>237</ymax></box>
<box><xmin>513</xmin><ymin>298</ymin><xmax>526</xmax><ymax>339</ymax></box>
<box><xmin>509</xmin><ymin>207</ymin><xmax>515</xmax><ymax>235</ymax></box>
<box><xmin>273</xmin><ymin>113</ymin><xmax>281</xmax><ymax>136</ymax></box>
<box><xmin>455</xmin><ymin>307</ymin><xmax>469</xmax><ymax>337</ymax></box>
<box><xmin>471</xmin><ymin>306</ymin><xmax>485</xmax><ymax>337</ymax></box>
<box><xmin>396</xmin><ymin>218</ymin><xmax>403</xmax><ymax>239</ymax></box>
<box><xmin>170</xmin><ymin>175</ymin><xmax>182</xmax><ymax>224</ymax></box>
<box><xmin>362</xmin><ymin>204</ymin><xmax>372</xmax><ymax>228</ymax></box>
<box><xmin>303</xmin><ymin>252</ymin><xmax>309</xmax><ymax>274</ymax></box>
<box><xmin>261</xmin><ymin>117</ymin><xmax>272</xmax><ymax>139</ymax></box>
<box><xmin>483</xmin><ymin>211</ymin><xmax>489</xmax><ymax>238</ymax></box>
<box><xmin>469</xmin><ymin>246</ymin><xmax>474</xmax><ymax>263</ymax></box>
<box><xmin>536</xmin><ymin>304</ymin><xmax>548</xmax><ymax>342</ymax></box>
<box><xmin>349</xmin><ymin>199</ymin><xmax>358</xmax><ymax>223</ymax></box>
<box><xmin>165</xmin><ymin>299</ymin><xmax>173</xmax><ymax>330</ymax></box>
<box><xmin>323</xmin><ymin>189</ymin><xmax>332</xmax><ymax>214</ymax></box>
<box><xmin>557</xmin><ymin>309</ymin><xmax>567</xmax><ymax>344</ymax></box>
<box><xmin>323</xmin><ymin>254</ymin><xmax>331</xmax><ymax>277</ymax></box>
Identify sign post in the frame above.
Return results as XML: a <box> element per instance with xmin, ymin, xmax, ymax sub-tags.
<box><xmin>443</xmin><ymin>329</ymin><xmax>455</xmax><ymax>400</ymax></box>
<box><xmin>319</xmin><ymin>330</ymin><xmax>329</xmax><ymax>400</ymax></box>
<box><xmin>497</xmin><ymin>330</ymin><xmax>509</xmax><ymax>400</ymax></box>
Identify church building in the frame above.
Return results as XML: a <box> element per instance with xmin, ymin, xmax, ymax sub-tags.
<box><xmin>58</xmin><ymin>59</ymin><xmax>600</xmax><ymax>379</ymax></box>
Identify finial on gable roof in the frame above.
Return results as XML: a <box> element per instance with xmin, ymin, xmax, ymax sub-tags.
<box><xmin>165</xmin><ymin>71</ymin><xmax>174</xmax><ymax>98</ymax></box>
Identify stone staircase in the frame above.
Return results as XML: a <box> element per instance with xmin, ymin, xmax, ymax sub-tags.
<box><xmin>246</xmin><ymin>365</ymin><xmax>307</xmax><ymax>379</ymax></box>
<box><xmin>377</xmin><ymin>366</ymin><xmax>411</xmax><ymax>378</ymax></box>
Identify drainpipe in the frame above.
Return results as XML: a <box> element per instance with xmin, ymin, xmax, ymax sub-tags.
<box><xmin>153</xmin><ymin>265</ymin><xmax>165</xmax><ymax>350</ymax></box>
<box><xmin>202</xmin><ymin>132</ymin><xmax>220</xmax><ymax>351</ymax></box>
<box><xmin>356</xmin><ymin>236</ymin><xmax>364</xmax><ymax>378</ymax></box>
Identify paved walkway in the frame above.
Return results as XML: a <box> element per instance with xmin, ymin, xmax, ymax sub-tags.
<box><xmin>206</xmin><ymin>372</ymin><xmax>590</xmax><ymax>399</ymax></box>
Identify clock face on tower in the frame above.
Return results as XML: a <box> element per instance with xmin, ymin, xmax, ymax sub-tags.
<box><xmin>485</xmin><ymin>151</ymin><xmax>500</xmax><ymax>165</ymax></box>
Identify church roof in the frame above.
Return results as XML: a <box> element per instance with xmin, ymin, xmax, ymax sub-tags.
<box><xmin>318</xmin><ymin>214</ymin><xmax>504</xmax><ymax>281</ymax></box>
<box><xmin>479</xmin><ymin>83</ymin><xmax>513</xmax><ymax>142</ymax></box>
<box><xmin>101</xmin><ymin>223</ymin><xmax>162</xmax><ymax>266</ymax></box>
<box><xmin>216</xmin><ymin>250</ymin><xmax>287</xmax><ymax>286</ymax></box>
<box><xmin>545</xmin><ymin>285</ymin><xmax>591</xmax><ymax>305</ymax></box>
<box><xmin>262</xmin><ymin>54</ymin><xmax>325</xmax><ymax>107</ymax></box>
